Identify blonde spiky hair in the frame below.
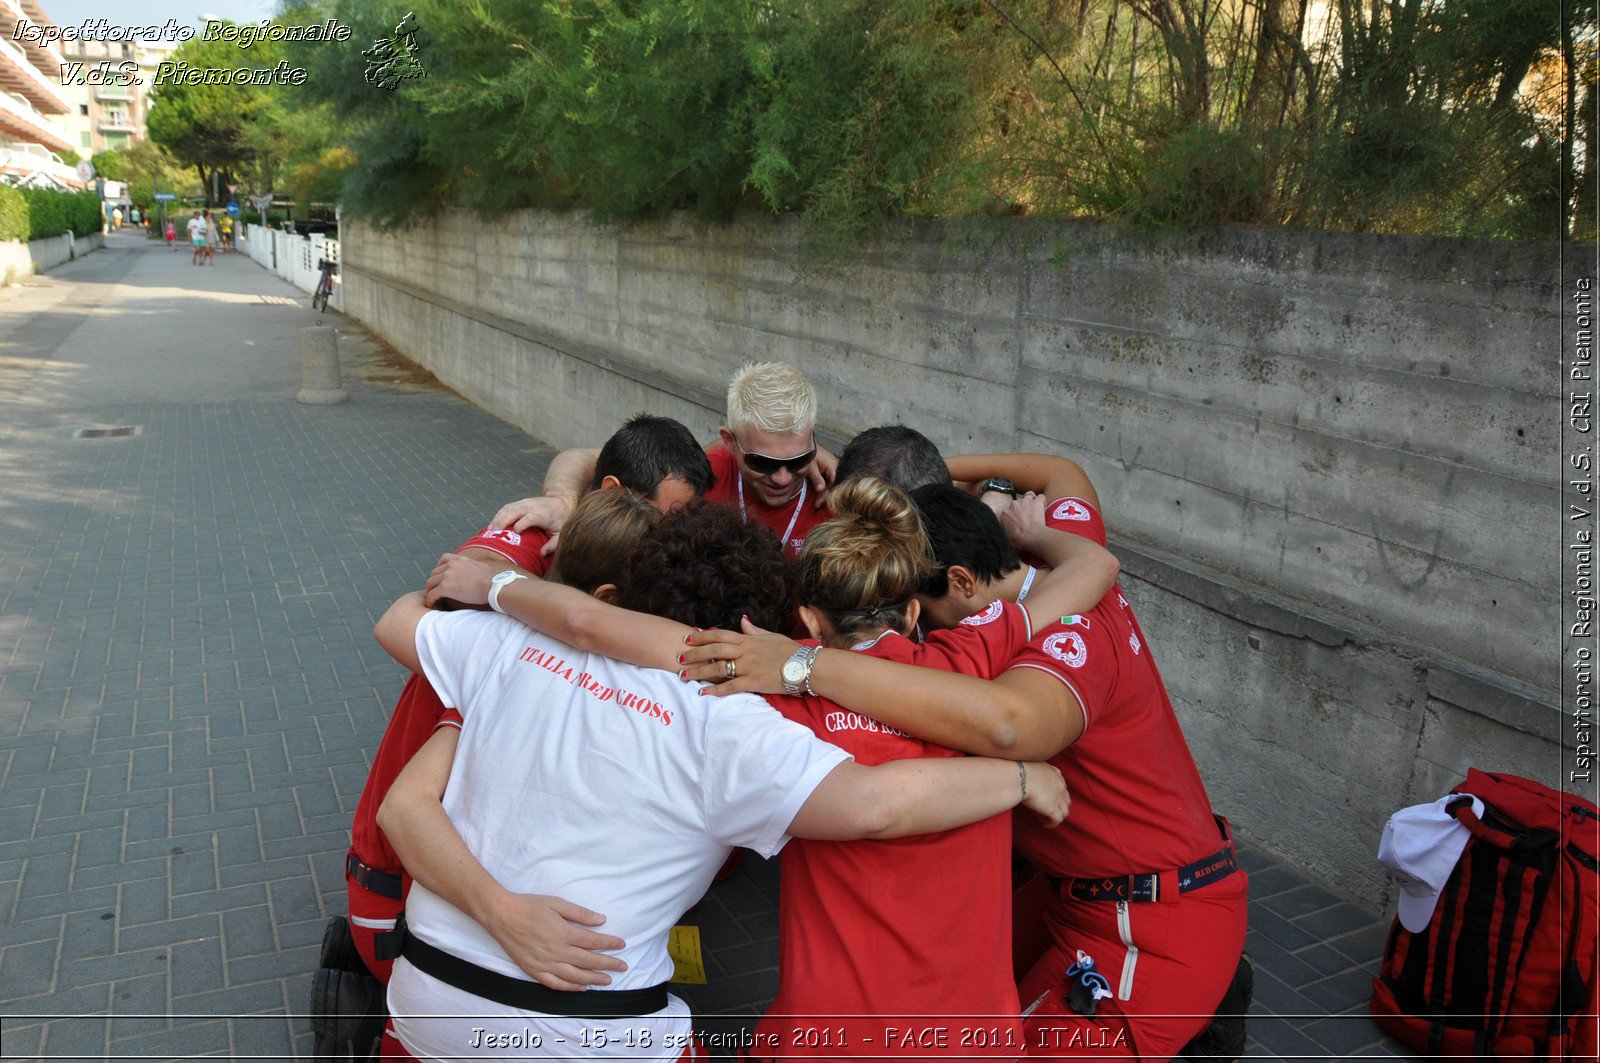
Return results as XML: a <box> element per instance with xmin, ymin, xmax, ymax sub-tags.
<box><xmin>725</xmin><ymin>362</ymin><xmax>817</xmax><ymax>439</ymax></box>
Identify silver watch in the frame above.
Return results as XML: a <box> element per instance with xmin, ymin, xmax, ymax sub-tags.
<box><xmin>487</xmin><ymin>570</ymin><xmax>529</xmax><ymax>614</ymax></box>
<box><xmin>781</xmin><ymin>646</ymin><xmax>813</xmax><ymax>695</ymax></box>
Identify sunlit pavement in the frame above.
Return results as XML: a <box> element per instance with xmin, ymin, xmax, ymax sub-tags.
<box><xmin>0</xmin><ymin>229</ymin><xmax>1412</xmax><ymax>1060</ymax></box>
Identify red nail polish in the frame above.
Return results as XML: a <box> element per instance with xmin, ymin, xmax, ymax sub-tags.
<box><xmin>677</xmin><ymin>653</ymin><xmax>686</xmax><ymax>665</ymax></box>
<box><xmin>683</xmin><ymin>633</ymin><xmax>692</xmax><ymax>644</ymax></box>
<box><xmin>678</xmin><ymin>670</ymin><xmax>686</xmax><ymax>680</ymax></box>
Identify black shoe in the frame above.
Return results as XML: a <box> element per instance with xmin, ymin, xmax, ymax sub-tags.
<box><xmin>317</xmin><ymin>916</ymin><xmax>366</xmax><ymax>973</ymax></box>
<box><xmin>1179</xmin><ymin>953</ymin><xmax>1253</xmax><ymax>1061</ymax></box>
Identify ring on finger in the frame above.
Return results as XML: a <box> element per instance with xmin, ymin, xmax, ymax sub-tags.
<box><xmin>725</xmin><ymin>659</ymin><xmax>736</xmax><ymax>680</ymax></box>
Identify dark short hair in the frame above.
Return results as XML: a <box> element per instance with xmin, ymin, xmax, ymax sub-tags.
<box><xmin>910</xmin><ymin>483</ymin><xmax>1020</xmax><ymax>596</ymax></box>
<box><xmin>617</xmin><ymin>499</ymin><xmax>793</xmax><ymax>632</ymax></box>
<box><xmin>591</xmin><ymin>414</ymin><xmax>714</xmax><ymax>500</ymax></box>
<box><xmin>835</xmin><ymin>425</ymin><xmax>951</xmax><ymax>492</ymax></box>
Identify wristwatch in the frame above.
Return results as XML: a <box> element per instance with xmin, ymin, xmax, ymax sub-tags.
<box><xmin>979</xmin><ymin>477</ymin><xmax>1019</xmax><ymax>498</ymax></box>
<box><xmin>781</xmin><ymin>646</ymin><xmax>816</xmax><ymax>695</ymax></box>
<box><xmin>487</xmin><ymin>570</ymin><xmax>529</xmax><ymax>614</ymax></box>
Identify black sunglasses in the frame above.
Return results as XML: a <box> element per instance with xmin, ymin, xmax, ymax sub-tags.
<box><xmin>739</xmin><ymin>444</ymin><xmax>817</xmax><ymax>476</ymax></box>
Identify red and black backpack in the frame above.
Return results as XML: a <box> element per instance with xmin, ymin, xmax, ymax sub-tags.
<box><xmin>1370</xmin><ymin>769</ymin><xmax>1600</xmax><ymax>1060</ymax></box>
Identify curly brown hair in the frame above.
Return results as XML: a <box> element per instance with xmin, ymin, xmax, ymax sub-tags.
<box><xmin>617</xmin><ymin>499</ymin><xmax>794</xmax><ymax>633</ymax></box>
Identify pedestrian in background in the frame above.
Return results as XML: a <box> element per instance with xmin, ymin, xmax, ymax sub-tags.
<box><xmin>186</xmin><ymin>211</ymin><xmax>206</xmax><ymax>264</ymax></box>
<box><xmin>204</xmin><ymin>211</ymin><xmax>219</xmax><ymax>265</ymax></box>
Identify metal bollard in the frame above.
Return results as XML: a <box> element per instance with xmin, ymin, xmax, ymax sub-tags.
<box><xmin>298</xmin><ymin>326</ymin><xmax>348</xmax><ymax>405</ymax></box>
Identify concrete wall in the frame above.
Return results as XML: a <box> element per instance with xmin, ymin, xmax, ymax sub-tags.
<box><xmin>0</xmin><ymin>230</ymin><xmax>103</xmax><ymax>285</ymax></box>
<box><xmin>343</xmin><ymin>210</ymin><xmax>1577</xmax><ymax>911</ymax></box>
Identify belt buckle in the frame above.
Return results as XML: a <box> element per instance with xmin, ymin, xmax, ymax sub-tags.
<box><xmin>1073</xmin><ymin>875</ymin><xmax>1135</xmax><ymax>902</ymax></box>
<box><xmin>347</xmin><ymin>853</ymin><xmax>377</xmax><ymax>891</ymax></box>
<box><xmin>1077</xmin><ymin>873</ymin><xmax>1159</xmax><ymax>903</ymax></box>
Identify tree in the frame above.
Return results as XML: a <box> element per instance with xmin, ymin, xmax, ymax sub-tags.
<box><xmin>238</xmin><ymin>92</ymin><xmax>352</xmax><ymax>211</ymax></box>
<box><xmin>279</xmin><ymin>0</ymin><xmax>1596</xmax><ymax>238</ymax></box>
<box><xmin>146</xmin><ymin>27</ymin><xmax>283</xmax><ymax>203</ymax></box>
<box><xmin>110</xmin><ymin>140</ymin><xmax>200</xmax><ymax>208</ymax></box>
<box><xmin>89</xmin><ymin>147</ymin><xmax>129</xmax><ymax>181</ymax></box>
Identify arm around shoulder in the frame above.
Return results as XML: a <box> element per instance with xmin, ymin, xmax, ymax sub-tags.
<box><xmin>804</xmin><ymin>649</ymin><xmax>1086</xmax><ymax>761</ymax></box>
<box><xmin>466</xmin><ymin>562</ymin><xmax>688</xmax><ymax>673</ymax></box>
<box><xmin>787</xmin><ymin>755</ymin><xmax>1070</xmax><ymax>841</ymax></box>
<box><xmin>540</xmin><ymin>448</ymin><xmax>602</xmax><ymax>505</ymax></box>
<box><xmin>374</xmin><ymin>592</ymin><xmax>429</xmax><ymax>674</ymax></box>
<box><xmin>679</xmin><ymin>625</ymin><xmax>1086</xmax><ymax>758</ymax></box>
<box><xmin>947</xmin><ymin>453</ymin><xmax>1101</xmax><ymax>510</ymax></box>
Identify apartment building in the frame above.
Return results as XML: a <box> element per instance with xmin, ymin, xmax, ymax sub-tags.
<box><xmin>58</xmin><ymin>38</ymin><xmax>140</xmax><ymax>155</ymax></box>
<box><xmin>0</xmin><ymin>0</ymin><xmax>79</xmax><ymax>187</ymax></box>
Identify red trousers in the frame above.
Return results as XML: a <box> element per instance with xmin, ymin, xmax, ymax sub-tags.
<box><xmin>1019</xmin><ymin>871</ymin><xmax>1248</xmax><ymax>1061</ymax></box>
<box><xmin>346</xmin><ymin>869</ymin><xmax>406</xmax><ymax>984</ymax></box>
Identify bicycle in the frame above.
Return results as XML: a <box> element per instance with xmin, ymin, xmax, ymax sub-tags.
<box><xmin>312</xmin><ymin>258</ymin><xmax>338</xmax><ymax>313</ymax></box>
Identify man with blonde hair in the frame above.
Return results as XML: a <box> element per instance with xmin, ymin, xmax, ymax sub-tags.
<box><xmin>491</xmin><ymin>361</ymin><xmax>836</xmax><ymax>558</ymax></box>
<box><xmin>703</xmin><ymin>361</ymin><xmax>829</xmax><ymax>555</ymax></box>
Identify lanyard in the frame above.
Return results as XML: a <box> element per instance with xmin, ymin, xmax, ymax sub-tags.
<box><xmin>736</xmin><ymin>473</ymin><xmax>808</xmax><ymax>550</ymax></box>
<box><xmin>1015</xmin><ymin>565</ymin><xmax>1038</xmax><ymax>603</ymax></box>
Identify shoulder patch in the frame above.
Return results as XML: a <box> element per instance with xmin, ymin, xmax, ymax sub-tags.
<box><xmin>1042</xmin><ymin>630</ymin><xmax>1088</xmax><ymax>669</ymax></box>
<box><xmin>477</xmin><ymin>527</ymin><xmax>521</xmax><ymax>546</ymax></box>
<box><xmin>1059</xmin><ymin>614</ymin><xmax>1092</xmax><ymax>630</ymax></box>
<box><xmin>961</xmin><ymin>601</ymin><xmax>1005</xmax><ymax>627</ymax></box>
<box><xmin>1050</xmin><ymin>498</ymin><xmax>1094</xmax><ymax>523</ymax></box>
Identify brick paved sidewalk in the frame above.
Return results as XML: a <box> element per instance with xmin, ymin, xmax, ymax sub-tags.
<box><xmin>0</xmin><ymin>231</ymin><xmax>1415</xmax><ymax>1060</ymax></box>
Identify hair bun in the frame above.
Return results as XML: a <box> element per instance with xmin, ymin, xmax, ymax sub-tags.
<box><xmin>830</xmin><ymin>476</ymin><xmax>921</xmax><ymax>540</ymax></box>
<box><xmin>796</xmin><ymin>476</ymin><xmax>934</xmax><ymax>632</ymax></box>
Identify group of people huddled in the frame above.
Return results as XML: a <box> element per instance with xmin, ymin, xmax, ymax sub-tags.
<box><xmin>318</xmin><ymin>362</ymin><xmax>1252</xmax><ymax>1062</ymax></box>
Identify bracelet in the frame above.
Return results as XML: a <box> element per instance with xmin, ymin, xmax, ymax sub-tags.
<box><xmin>1017</xmin><ymin>761</ymin><xmax>1028</xmax><ymax>800</ymax></box>
<box><xmin>802</xmin><ymin>646</ymin><xmax>820</xmax><ymax>697</ymax></box>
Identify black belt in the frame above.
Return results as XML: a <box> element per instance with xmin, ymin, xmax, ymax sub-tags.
<box><xmin>390</xmin><ymin>916</ymin><xmax>669</xmax><ymax>1019</ymax></box>
<box><xmin>346</xmin><ymin>852</ymin><xmax>404</xmax><ymax>901</ymax></box>
<box><xmin>1048</xmin><ymin>816</ymin><xmax>1239</xmax><ymax>904</ymax></box>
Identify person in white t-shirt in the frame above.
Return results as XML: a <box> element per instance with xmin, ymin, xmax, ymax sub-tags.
<box><xmin>374</xmin><ymin>500</ymin><xmax>1069</xmax><ymax>1062</ymax></box>
<box><xmin>186</xmin><ymin>212</ymin><xmax>207</xmax><ymax>265</ymax></box>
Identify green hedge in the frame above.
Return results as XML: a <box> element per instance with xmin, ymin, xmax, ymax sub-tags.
<box><xmin>0</xmin><ymin>187</ymin><xmax>108</xmax><ymax>241</ymax></box>
<box><xmin>0</xmin><ymin>187</ymin><xmax>25</xmax><ymax>242</ymax></box>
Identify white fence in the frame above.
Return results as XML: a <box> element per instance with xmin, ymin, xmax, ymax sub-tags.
<box><xmin>239</xmin><ymin>223</ymin><xmax>341</xmax><ymax>312</ymax></box>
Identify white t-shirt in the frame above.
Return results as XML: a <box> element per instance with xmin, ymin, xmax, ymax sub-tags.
<box><xmin>389</xmin><ymin>609</ymin><xmax>851</xmax><ymax>1061</ymax></box>
<box><xmin>186</xmin><ymin>217</ymin><xmax>206</xmax><ymax>240</ymax></box>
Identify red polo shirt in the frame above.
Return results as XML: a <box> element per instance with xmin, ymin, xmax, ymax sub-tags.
<box><xmin>1009</xmin><ymin>498</ymin><xmax>1220</xmax><ymax>879</ymax></box>
<box><xmin>705</xmin><ymin>447</ymin><xmax>828</xmax><ymax>558</ymax></box>
<box><xmin>753</xmin><ymin>602</ymin><xmax>1034</xmax><ymax>1058</ymax></box>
